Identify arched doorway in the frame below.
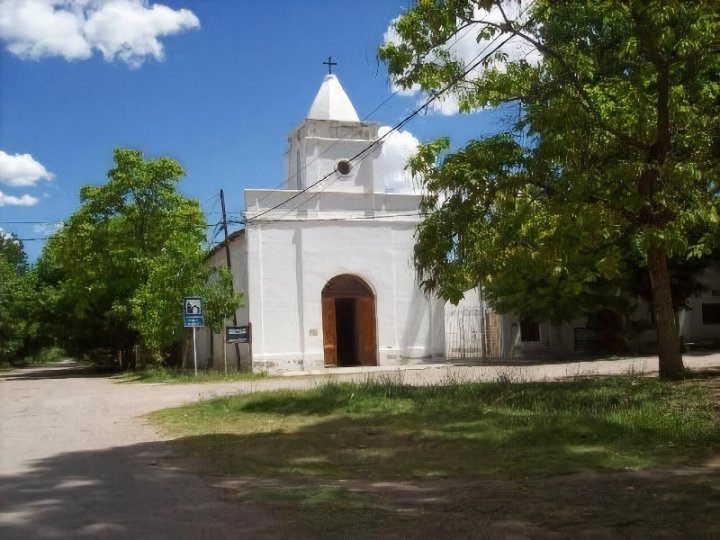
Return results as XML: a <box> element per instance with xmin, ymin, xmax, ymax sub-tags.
<box><xmin>321</xmin><ymin>275</ymin><xmax>377</xmax><ymax>367</ymax></box>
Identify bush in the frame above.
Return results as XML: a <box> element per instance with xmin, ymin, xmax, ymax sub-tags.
<box><xmin>26</xmin><ymin>346</ymin><xmax>66</xmax><ymax>364</ymax></box>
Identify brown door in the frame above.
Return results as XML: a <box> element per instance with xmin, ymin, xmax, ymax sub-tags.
<box><xmin>322</xmin><ymin>297</ymin><xmax>337</xmax><ymax>367</ymax></box>
<box><xmin>355</xmin><ymin>296</ymin><xmax>377</xmax><ymax>366</ymax></box>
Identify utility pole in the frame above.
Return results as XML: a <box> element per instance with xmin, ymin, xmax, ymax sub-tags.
<box><xmin>220</xmin><ymin>189</ymin><xmax>243</xmax><ymax>370</ymax></box>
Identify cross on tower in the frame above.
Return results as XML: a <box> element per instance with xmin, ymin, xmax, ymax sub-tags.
<box><xmin>323</xmin><ymin>56</ymin><xmax>337</xmax><ymax>74</ymax></box>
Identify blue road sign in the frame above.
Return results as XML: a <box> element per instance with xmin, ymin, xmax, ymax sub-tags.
<box><xmin>183</xmin><ymin>297</ymin><xmax>205</xmax><ymax>328</ymax></box>
<box><xmin>184</xmin><ymin>315</ymin><xmax>205</xmax><ymax>328</ymax></box>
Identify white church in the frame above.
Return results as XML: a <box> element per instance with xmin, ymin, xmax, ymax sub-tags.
<box><xmin>200</xmin><ymin>73</ymin><xmax>447</xmax><ymax>372</ymax></box>
<box><xmin>198</xmin><ymin>74</ymin><xmax>720</xmax><ymax>372</ymax></box>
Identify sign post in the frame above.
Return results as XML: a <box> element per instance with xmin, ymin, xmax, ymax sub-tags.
<box><xmin>223</xmin><ymin>320</ymin><xmax>228</xmax><ymax>374</ymax></box>
<box><xmin>183</xmin><ymin>297</ymin><xmax>205</xmax><ymax>376</ymax></box>
<box><xmin>192</xmin><ymin>327</ymin><xmax>198</xmax><ymax>377</ymax></box>
<box><xmin>226</xmin><ymin>324</ymin><xmax>252</xmax><ymax>371</ymax></box>
<box><xmin>226</xmin><ymin>325</ymin><xmax>250</xmax><ymax>343</ymax></box>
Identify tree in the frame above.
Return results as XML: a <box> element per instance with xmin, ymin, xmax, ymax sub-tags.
<box><xmin>203</xmin><ymin>266</ymin><xmax>243</xmax><ymax>336</ymax></box>
<box><xmin>380</xmin><ymin>0</ymin><xmax>719</xmax><ymax>378</ymax></box>
<box><xmin>40</xmin><ymin>148</ymin><xmax>236</xmax><ymax>366</ymax></box>
<box><xmin>0</xmin><ymin>234</ymin><xmax>39</xmax><ymax>364</ymax></box>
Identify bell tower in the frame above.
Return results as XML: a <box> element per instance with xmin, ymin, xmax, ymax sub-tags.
<box><xmin>286</xmin><ymin>72</ymin><xmax>384</xmax><ymax>193</ymax></box>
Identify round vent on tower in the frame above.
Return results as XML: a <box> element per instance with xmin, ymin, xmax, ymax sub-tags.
<box><xmin>336</xmin><ymin>160</ymin><xmax>352</xmax><ymax>176</ymax></box>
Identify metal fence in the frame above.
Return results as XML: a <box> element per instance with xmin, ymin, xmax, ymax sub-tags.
<box><xmin>445</xmin><ymin>305</ymin><xmax>489</xmax><ymax>360</ymax></box>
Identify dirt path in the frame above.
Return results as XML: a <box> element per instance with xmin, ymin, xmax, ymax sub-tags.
<box><xmin>1</xmin><ymin>354</ymin><xmax>719</xmax><ymax>538</ymax></box>
<box><xmin>0</xmin><ymin>362</ymin><xmax>282</xmax><ymax>538</ymax></box>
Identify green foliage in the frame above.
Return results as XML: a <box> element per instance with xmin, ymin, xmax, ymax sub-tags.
<box><xmin>0</xmin><ymin>235</ymin><xmax>41</xmax><ymax>364</ymax></box>
<box><xmin>203</xmin><ymin>266</ymin><xmax>244</xmax><ymax>334</ymax></box>
<box><xmin>24</xmin><ymin>346</ymin><xmax>66</xmax><ymax>365</ymax></box>
<box><xmin>410</xmin><ymin>134</ymin><xmax>627</xmax><ymax>322</ymax></box>
<box><xmin>381</xmin><ymin>1</ymin><xmax>719</xmax><ymax>374</ymax></box>
<box><xmin>37</xmin><ymin>148</ymin><xmax>237</xmax><ymax>364</ymax></box>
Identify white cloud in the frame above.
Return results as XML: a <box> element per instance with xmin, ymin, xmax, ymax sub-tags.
<box><xmin>0</xmin><ymin>0</ymin><xmax>90</xmax><ymax>60</ymax></box>
<box><xmin>0</xmin><ymin>151</ymin><xmax>54</xmax><ymax>187</ymax></box>
<box><xmin>33</xmin><ymin>222</ymin><xmax>63</xmax><ymax>235</ymax></box>
<box><xmin>0</xmin><ymin>228</ymin><xmax>22</xmax><ymax>245</ymax></box>
<box><xmin>0</xmin><ymin>0</ymin><xmax>199</xmax><ymax>67</ymax></box>
<box><xmin>379</xmin><ymin>126</ymin><xmax>422</xmax><ymax>194</ymax></box>
<box><xmin>0</xmin><ymin>190</ymin><xmax>39</xmax><ymax>206</ymax></box>
<box><xmin>384</xmin><ymin>1</ymin><xmax>541</xmax><ymax>115</ymax></box>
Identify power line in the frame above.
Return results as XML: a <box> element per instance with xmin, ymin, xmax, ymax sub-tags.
<box><xmin>246</xmin><ymin>31</ymin><xmax>516</xmax><ymax>224</ymax></box>
<box><xmin>268</xmin><ymin>0</ymin><xmax>542</xmax><ymax>220</ymax></box>
<box><xmin>241</xmin><ymin>21</ymin><xmax>497</xmax><ymax>212</ymax></box>
<box><xmin>0</xmin><ymin>220</ymin><xmax>64</xmax><ymax>225</ymax></box>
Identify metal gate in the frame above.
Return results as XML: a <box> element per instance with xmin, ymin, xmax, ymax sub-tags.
<box><xmin>445</xmin><ymin>305</ymin><xmax>487</xmax><ymax>360</ymax></box>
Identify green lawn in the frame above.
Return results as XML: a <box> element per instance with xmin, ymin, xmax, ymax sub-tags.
<box><xmin>115</xmin><ymin>367</ymin><xmax>267</xmax><ymax>384</ymax></box>
<box><xmin>149</xmin><ymin>375</ymin><xmax>720</xmax><ymax>537</ymax></box>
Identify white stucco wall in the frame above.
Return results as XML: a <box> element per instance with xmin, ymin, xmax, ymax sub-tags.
<box><xmin>679</xmin><ymin>266</ymin><xmax>720</xmax><ymax>343</ymax></box>
<box><xmin>245</xmin><ymin>218</ymin><xmax>445</xmax><ymax>372</ymax></box>
<box><xmin>286</xmin><ymin>120</ymin><xmax>383</xmax><ymax>193</ymax></box>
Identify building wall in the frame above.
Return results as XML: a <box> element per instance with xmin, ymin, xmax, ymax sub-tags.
<box><xmin>246</xmin><ymin>219</ymin><xmax>445</xmax><ymax>372</ymax></box>
<box><xmin>197</xmin><ymin>233</ymin><xmax>251</xmax><ymax>371</ymax></box>
<box><xmin>679</xmin><ymin>266</ymin><xmax>720</xmax><ymax>344</ymax></box>
<box><xmin>445</xmin><ymin>288</ymin><xmax>591</xmax><ymax>359</ymax></box>
<box><xmin>286</xmin><ymin>120</ymin><xmax>382</xmax><ymax>193</ymax></box>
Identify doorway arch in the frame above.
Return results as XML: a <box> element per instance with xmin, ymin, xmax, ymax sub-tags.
<box><xmin>321</xmin><ymin>274</ymin><xmax>377</xmax><ymax>367</ymax></box>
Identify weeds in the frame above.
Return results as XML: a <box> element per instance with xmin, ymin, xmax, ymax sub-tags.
<box><xmin>116</xmin><ymin>366</ymin><xmax>266</xmax><ymax>384</ymax></box>
<box><xmin>151</xmin><ymin>375</ymin><xmax>720</xmax><ymax>480</ymax></box>
<box><xmin>148</xmin><ymin>373</ymin><xmax>720</xmax><ymax>538</ymax></box>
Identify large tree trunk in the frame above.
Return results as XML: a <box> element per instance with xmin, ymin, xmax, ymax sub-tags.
<box><xmin>636</xmin><ymin>45</ymin><xmax>684</xmax><ymax>378</ymax></box>
<box><xmin>647</xmin><ymin>244</ymin><xmax>684</xmax><ymax>378</ymax></box>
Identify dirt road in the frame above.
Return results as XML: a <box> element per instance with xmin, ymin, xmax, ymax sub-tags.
<box><xmin>1</xmin><ymin>354</ymin><xmax>719</xmax><ymax>538</ymax></box>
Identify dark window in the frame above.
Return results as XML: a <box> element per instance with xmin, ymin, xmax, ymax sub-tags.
<box><xmin>702</xmin><ymin>303</ymin><xmax>720</xmax><ymax>325</ymax></box>
<box><xmin>336</xmin><ymin>160</ymin><xmax>352</xmax><ymax>176</ymax></box>
<box><xmin>520</xmin><ymin>317</ymin><xmax>540</xmax><ymax>342</ymax></box>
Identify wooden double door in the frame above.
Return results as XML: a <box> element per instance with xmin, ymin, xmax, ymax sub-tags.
<box><xmin>321</xmin><ymin>275</ymin><xmax>377</xmax><ymax>368</ymax></box>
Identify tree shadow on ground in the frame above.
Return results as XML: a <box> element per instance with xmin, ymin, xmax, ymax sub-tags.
<box><xmin>1</xmin><ymin>362</ymin><xmax>119</xmax><ymax>381</ymax></box>
<box><xmin>2</xmin><ymin>423</ymin><xmax>718</xmax><ymax>538</ymax></box>
<box><xmin>162</xmin><ymin>411</ymin><xmax>720</xmax><ymax>538</ymax></box>
<box><xmin>0</xmin><ymin>440</ymin><xmax>275</xmax><ymax>539</ymax></box>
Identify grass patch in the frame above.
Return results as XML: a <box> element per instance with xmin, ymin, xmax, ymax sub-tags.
<box><xmin>150</xmin><ymin>375</ymin><xmax>720</xmax><ymax>479</ymax></box>
<box><xmin>116</xmin><ymin>367</ymin><xmax>267</xmax><ymax>384</ymax></box>
<box><xmin>150</xmin><ymin>375</ymin><xmax>720</xmax><ymax>536</ymax></box>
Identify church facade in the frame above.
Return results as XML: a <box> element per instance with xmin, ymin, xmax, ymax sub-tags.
<box><xmin>199</xmin><ymin>75</ymin><xmax>720</xmax><ymax>372</ymax></box>
<box><xmin>200</xmin><ymin>74</ymin><xmax>445</xmax><ymax>372</ymax></box>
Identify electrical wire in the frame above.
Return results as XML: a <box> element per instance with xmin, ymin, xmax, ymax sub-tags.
<box><xmin>0</xmin><ymin>220</ymin><xmax>64</xmax><ymax>225</ymax></box>
<box><xmin>249</xmin><ymin>0</ymin><xmax>542</xmax><ymax>221</ymax></box>
<box><xmin>241</xmin><ymin>15</ymin><xmax>499</xmax><ymax>214</ymax></box>
<box><xmin>245</xmin><ymin>30</ymin><xmax>516</xmax><ymax>224</ymax></box>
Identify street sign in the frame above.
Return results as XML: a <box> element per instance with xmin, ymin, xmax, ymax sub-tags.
<box><xmin>182</xmin><ymin>297</ymin><xmax>205</xmax><ymax>376</ymax></box>
<box><xmin>183</xmin><ymin>297</ymin><xmax>204</xmax><ymax>328</ymax></box>
<box><xmin>184</xmin><ymin>315</ymin><xmax>205</xmax><ymax>328</ymax></box>
<box><xmin>183</xmin><ymin>296</ymin><xmax>203</xmax><ymax>316</ymax></box>
<box><xmin>226</xmin><ymin>325</ymin><xmax>250</xmax><ymax>343</ymax></box>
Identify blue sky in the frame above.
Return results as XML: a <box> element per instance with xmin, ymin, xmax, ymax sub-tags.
<box><xmin>0</xmin><ymin>0</ymin><xmax>517</xmax><ymax>261</ymax></box>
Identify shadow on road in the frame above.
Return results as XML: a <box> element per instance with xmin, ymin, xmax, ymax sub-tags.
<box><xmin>4</xmin><ymin>430</ymin><xmax>717</xmax><ymax>538</ymax></box>
<box><xmin>1</xmin><ymin>362</ymin><xmax>120</xmax><ymax>382</ymax></box>
<box><xmin>0</xmin><ymin>440</ymin><xmax>273</xmax><ymax>539</ymax></box>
